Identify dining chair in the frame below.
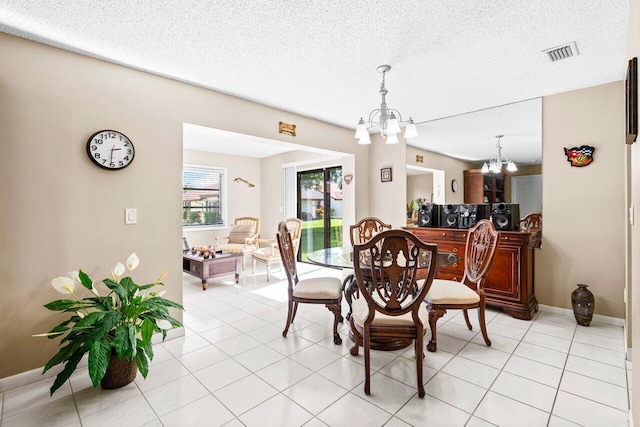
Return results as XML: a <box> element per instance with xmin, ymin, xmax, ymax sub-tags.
<box><xmin>277</xmin><ymin>221</ymin><xmax>344</xmax><ymax>345</ymax></box>
<box><xmin>252</xmin><ymin>218</ymin><xmax>303</xmax><ymax>282</ymax></box>
<box><xmin>215</xmin><ymin>217</ymin><xmax>260</xmax><ymax>271</ymax></box>
<box><xmin>425</xmin><ymin>219</ymin><xmax>499</xmax><ymax>352</ymax></box>
<box><xmin>520</xmin><ymin>211</ymin><xmax>542</xmax><ymax>231</ymax></box>
<box><xmin>349</xmin><ymin>229</ymin><xmax>438</xmax><ymax>398</ymax></box>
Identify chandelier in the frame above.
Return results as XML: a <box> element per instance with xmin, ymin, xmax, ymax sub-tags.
<box><xmin>354</xmin><ymin>65</ymin><xmax>418</xmax><ymax>145</ymax></box>
<box><xmin>481</xmin><ymin>135</ymin><xmax>518</xmax><ymax>173</ymax></box>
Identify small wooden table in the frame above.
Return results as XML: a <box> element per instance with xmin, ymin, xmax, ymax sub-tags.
<box><xmin>182</xmin><ymin>252</ymin><xmax>242</xmax><ymax>290</ymax></box>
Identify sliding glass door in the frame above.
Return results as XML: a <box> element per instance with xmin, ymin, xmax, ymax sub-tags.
<box><xmin>297</xmin><ymin>167</ymin><xmax>343</xmax><ymax>263</ymax></box>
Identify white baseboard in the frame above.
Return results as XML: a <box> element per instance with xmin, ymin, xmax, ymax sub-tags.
<box><xmin>0</xmin><ymin>327</ymin><xmax>185</xmax><ymax>393</ymax></box>
<box><xmin>537</xmin><ymin>304</ymin><xmax>624</xmax><ymax>327</ymax></box>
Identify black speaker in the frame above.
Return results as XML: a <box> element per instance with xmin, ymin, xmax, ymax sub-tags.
<box><xmin>491</xmin><ymin>203</ymin><xmax>520</xmax><ymax>230</ymax></box>
<box><xmin>417</xmin><ymin>204</ymin><xmax>441</xmax><ymax>227</ymax></box>
<box><xmin>458</xmin><ymin>204</ymin><xmax>491</xmax><ymax>229</ymax></box>
<box><xmin>442</xmin><ymin>204</ymin><xmax>460</xmax><ymax>228</ymax></box>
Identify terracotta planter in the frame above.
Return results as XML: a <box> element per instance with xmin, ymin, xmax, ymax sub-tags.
<box><xmin>101</xmin><ymin>354</ymin><xmax>137</xmax><ymax>389</ymax></box>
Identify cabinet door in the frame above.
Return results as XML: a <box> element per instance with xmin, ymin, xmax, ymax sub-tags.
<box><xmin>484</xmin><ymin>245</ymin><xmax>520</xmax><ymax>300</ymax></box>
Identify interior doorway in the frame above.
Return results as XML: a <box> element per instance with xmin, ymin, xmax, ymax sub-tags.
<box><xmin>297</xmin><ymin>166</ymin><xmax>343</xmax><ymax>263</ymax></box>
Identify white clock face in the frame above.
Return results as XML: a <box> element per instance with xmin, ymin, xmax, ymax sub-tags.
<box><xmin>86</xmin><ymin>130</ymin><xmax>135</xmax><ymax>170</ymax></box>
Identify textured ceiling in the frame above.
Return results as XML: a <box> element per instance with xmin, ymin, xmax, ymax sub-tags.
<box><xmin>0</xmin><ymin>1</ymin><xmax>630</xmax><ymax>164</ymax></box>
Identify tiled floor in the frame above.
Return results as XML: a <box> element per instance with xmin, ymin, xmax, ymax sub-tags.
<box><xmin>0</xmin><ymin>263</ymin><xmax>631</xmax><ymax>426</ymax></box>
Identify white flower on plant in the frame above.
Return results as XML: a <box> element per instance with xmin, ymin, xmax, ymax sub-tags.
<box><xmin>91</xmin><ymin>284</ymin><xmax>99</xmax><ymax>297</ymax></box>
<box><xmin>158</xmin><ymin>291</ymin><xmax>166</xmax><ymax>297</ymax></box>
<box><xmin>112</xmin><ymin>262</ymin><xmax>125</xmax><ymax>278</ymax></box>
<box><xmin>69</xmin><ymin>271</ymin><xmax>80</xmax><ymax>283</ymax></box>
<box><xmin>153</xmin><ymin>270</ymin><xmax>168</xmax><ymax>284</ymax></box>
<box><xmin>51</xmin><ymin>277</ymin><xmax>76</xmax><ymax>295</ymax></box>
<box><xmin>156</xmin><ymin>319</ymin><xmax>172</xmax><ymax>330</ymax></box>
<box><xmin>76</xmin><ymin>311</ymin><xmax>85</xmax><ymax>319</ymax></box>
<box><xmin>126</xmin><ymin>253</ymin><xmax>139</xmax><ymax>272</ymax></box>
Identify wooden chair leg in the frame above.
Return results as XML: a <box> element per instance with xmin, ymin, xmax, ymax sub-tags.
<box><xmin>427</xmin><ymin>308</ymin><xmax>445</xmax><ymax>352</ymax></box>
<box><xmin>282</xmin><ymin>299</ymin><xmax>294</xmax><ymax>337</ymax></box>
<box><xmin>326</xmin><ymin>304</ymin><xmax>342</xmax><ymax>345</ymax></box>
<box><xmin>363</xmin><ymin>330</ymin><xmax>371</xmax><ymax>395</ymax></box>
<box><xmin>291</xmin><ymin>301</ymin><xmax>299</xmax><ymax>323</ymax></box>
<box><xmin>463</xmin><ymin>309</ymin><xmax>473</xmax><ymax>330</ymax></box>
<box><xmin>349</xmin><ymin>318</ymin><xmax>360</xmax><ymax>356</ymax></box>
<box><xmin>416</xmin><ymin>331</ymin><xmax>425</xmax><ymax>398</ymax></box>
<box><xmin>478</xmin><ymin>302</ymin><xmax>492</xmax><ymax>347</ymax></box>
<box><xmin>241</xmin><ymin>255</ymin><xmax>246</xmax><ymax>271</ymax></box>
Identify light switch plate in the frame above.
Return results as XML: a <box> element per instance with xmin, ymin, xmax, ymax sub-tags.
<box><xmin>125</xmin><ymin>208</ymin><xmax>137</xmax><ymax>225</ymax></box>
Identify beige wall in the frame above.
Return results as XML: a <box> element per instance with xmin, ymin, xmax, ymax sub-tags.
<box><xmin>0</xmin><ymin>33</ymin><xmax>366</xmax><ymax>379</ymax></box>
<box><xmin>627</xmin><ymin>0</ymin><xmax>640</xmax><ymax>421</ymax></box>
<box><xmin>407</xmin><ymin>174</ymin><xmax>434</xmax><ymax>204</ymax></box>
<box><xmin>182</xmin><ymin>150</ymin><xmax>261</xmax><ymax>248</ymax></box>
<box><xmin>369</xmin><ymin>135</ymin><xmax>407</xmax><ymax>227</ymax></box>
<box><xmin>537</xmin><ymin>82</ymin><xmax>625</xmax><ymax>318</ymax></box>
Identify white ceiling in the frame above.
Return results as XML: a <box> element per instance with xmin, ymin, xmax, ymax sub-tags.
<box><xmin>0</xmin><ymin>1</ymin><xmax>630</xmax><ymax>164</ymax></box>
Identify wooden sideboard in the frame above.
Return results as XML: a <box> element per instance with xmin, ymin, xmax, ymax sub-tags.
<box><xmin>405</xmin><ymin>226</ymin><xmax>540</xmax><ymax>320</ymax></box>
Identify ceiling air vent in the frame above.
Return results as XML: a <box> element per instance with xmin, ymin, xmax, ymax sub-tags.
<box><xmin>542</xmin><ymin>41</ymin><xmax>579</xmax><ymax>62</ymax></box>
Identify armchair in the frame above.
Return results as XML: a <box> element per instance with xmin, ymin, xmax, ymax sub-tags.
<box><xmin>252</xmin><ymin>218</ymin><xmax>303</xmax><ymax>282</ymax></box>
<box><xmin>215</xmin><ymin>217</ymin><xmax>260</xmax><ymax>271</ymax></box>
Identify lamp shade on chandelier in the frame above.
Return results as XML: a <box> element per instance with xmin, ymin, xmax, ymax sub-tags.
<box><xmin>481</xmin><ymin>135</ymin><xmax>517</xmax><ymax>173</ymax></box>
<box><xmin>355</xmin><ymin>65</ymin><xmax>418</xmax><ymax>145</ymax></box>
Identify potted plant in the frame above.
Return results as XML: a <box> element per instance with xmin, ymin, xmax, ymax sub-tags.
<box><xmin>35</xmin><ymin>253</ymin><xmax>184</xmax><ymax>395</ymax></box>
<box><xmin>406</xmin><ymin>200</ymin><xmax>415</xmax><ymax>218</ymax></box>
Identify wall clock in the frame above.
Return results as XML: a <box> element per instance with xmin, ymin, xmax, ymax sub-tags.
<box><xmin>86</xmin><ymin>130</ymin><xmax>135</xmax><ymax>170</ymax></box>
<box><xmin>451</xmin><ymin>179</ymin><xmax>459</xmax><ymax>192</ymax></box>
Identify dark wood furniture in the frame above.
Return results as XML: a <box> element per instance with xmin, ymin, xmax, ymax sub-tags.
<box><xmin>350</xmin><ymin>229</ymin><xmax>438</xmax><ymax>398</ymax></box>
<box><xmin>405</xmin><ymin>226</ymin><xmax>540</xmax><ymax>320</ymax></box>
<box><xmin>350</xmin><ymin>217</ymin><xmax>392</xmax><ymax>246</ymax></box>
<box><xmin>278</xmin><ymin>222</ymin><xmax>344</xmax><ymax>345</ymax></box>
<box><xmin>425</xmin><ymin>220</ymin><xmax>499</xmax><ymax>352</ymax></box>
<box><xmin>183</xmin><ymin>252</ymin><xmax>242</xmax><ymax>290</ymax></box>
<box><xmin>520</xmin><ymin>212</ymin><xmax>542</xmax><ymax>231</ymax></box>
<box><xmin>464</xmin><ymin>169</ymin><xmax>505</xmax><ymax>203</ymax></box>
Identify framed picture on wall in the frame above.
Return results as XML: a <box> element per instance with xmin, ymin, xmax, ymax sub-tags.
<box><xmin>626</xmin><ymin>57</ymin><xmax>638</xmax><ymax>145</ymax></box>
<box><xmin>381</xmin><ymin>167</ymin><xmax>392</xmax><ymax>182</ymax></box>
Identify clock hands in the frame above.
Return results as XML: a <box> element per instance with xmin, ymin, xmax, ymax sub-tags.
<box><xmin>108</xmin><ymin>146</ymin><xmax>122</xmax><ymax>166</ymax></box>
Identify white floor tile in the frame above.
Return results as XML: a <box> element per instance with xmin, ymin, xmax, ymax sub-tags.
<box><xmin>1</xmin><ymin>395</ymin><xmax>79</xmax><ymax>427</ymax></box>
<box><xmin>81</xmin><ymin>394</ymin><xmax>157</xmax><ymax>427</ymax></box>
<box><xmin>395</xmin><ymin>393</ymin><xmax>471</xmax><ymax>426</ymax></box>
<box><xmin>239</xmin><ymin>394</ymin><xmax>313</xmax><ymax>427</ymax></box>
<box><xmin>294</xmin><ymin>323</ymin><xmax>336</xmax><ymax>343</ymax></box>
<box><xmin>465</xmin><ymin>416</ymin><xmax>497</xmax><ymax>426</ymax></box>
<box><xmin>317</xmin><ymin>392</ymin><xmax>392</xmax><ymax>427</ymax></box>
<box><xmin>255</xmin><ymin>358</ymin><xmax>313</xmax><ymax>391</ymax></box>
<box><xmin>246</xmin><ymin>323</ymin><xmax>288</xmax><ymax>343</ymax></box>
<box><xmin>215</xmin><ymin>334</ymin><xmax>262</xmax><ymax>356</ymax></box>
<box><xmin>569</xmin><ymin>341</ymin><xmax>626</xmax><ymax>368</ymax></box>
<box><xmin>135</xmin><ymin>358</ymin><xmax>190</xmax><ymax>392</ymax></box>
<box><xmin>318</xmin><ymin>357</ymin><xmax>370</xmax><ymax>390</ymax></box>
<box><xmin>438</xmin><ymin>322</ymin><xmax>480</xmax><ymax>341</ymax></box>
<box><xmin>234</xmin><ymin>344</ymin><xmax>285</xmax><ymax>371</ymax></box>
<box><xmin>214</xmin><ymin>375</ymin><xmax>278</xmax><ymax>416</ymax></box>
<box><xmin>441</xmin><ymin>355</ymin><xmax>500</xmax><ymax>389</ymax></box>
<box><xmin>72</xmin><ymin>380</ymin><xmax>141</xmax><ymax>419</ymax></box>
<box><xmin>485</xmin><ymin>321</ymin><xmax>527</xmax><ymax>341</ymax></box>
<box><xmin>471</xmin><ymin>333</ymin><xmax>520</xmax><ymax>354</ymax></box>
<box><xmin>559</xmin><ymin>371</ymin><xmax>628</xmax><ymax>411</ymax></box>
<box><xmin>529</xmin><ymin>321</ymin><xmax>575</xmax><ymax>340</ymax></box>
<box><xmin>458</xmin><ymin>342</ymin><xmax>510</xmax><ymax>370</ymax></box>
<box><xmin>144</xmin><ymin>374</ymin><xmax>209</xmax><ymax>416</ymax></box>
<box><xmin>513</xmin><ymin>342</ymin><xmax>567</xmax><ymax>368</ymax></box>
<box><xmin>552</xmin><ymin>390</ymin><xmax>628</xmax><ymax>426</ymax></box>
<box><xmin>425</xmin><ymin>372</ymin><xmax>486</xmax><ymax>413</ymax></box>
<box><xmin>377</xmin><ymin>356</ymin><xmax>438</xmax><ymax>388</ymax></box>
<box><xmin>502</xmin><ymin>355</ymin><xmax>563</xmax><ymax>388</ymax></box>
<box><xmin>421</xmin><ymin>348</ymin><xmax>455</xmax><ymax>370</ymax></box>
<box><xmin>474</xmin><ymin>391</ymin><xmax>549</xmax><ymax>427</ymax></box>
<box><xmin>576</xmin><ymin>322</ymin><xmax>624</xmax><ymax>339</ymax></box>
<box><xmin>522</xmin><ymin>330</ymin><xmax>571</xmax><ymax>353</ymax></box>
<box><xmin>352</xmin><ymin>372</ymin><xmax>417</xmax><ymax>413</ymax></box>
<box><xmin>267</xmin><ymin>335</ymin><xmax>315</xmax><ymax>356</ymax></box>
<box><xmin>435</xmin><ymin>333</ymin><xmax>469</xmax><ymax>354</ymax></box>
<box><xmin>564</xmin><ymin>354</ymin><xmax>627</xmax><ymax>387</ymax></box>
<box><xmin>186</xmin><ymin>316</ymin><xmax>227</xmax><ymax>333</ymax></box>
<box><xmin>162</xmin><ymin>333</ymin><xmax>214</xmax><ymax>357</ymax></box>
<box><xmin>351</xmin><ymin>348</ymin><xmax>400</xmax><ymax>371</ymax></box>
<box><xmin>200</xmin><ymin>325</ymin><xmax>244</xmax><ymax>344</ymax></box>
<box><xmin>160</xmin><ymin>394</ymin><xmax>235</xmax><ymax>426</ymax></box>
<box><xmin>289</xmin><ymin>344</ymin><xmax>343</xmax><ymax>371</ymax></box>
<box><xmin>573</xmin><ymin>329</ymin><xmax>625</xmax><ymax>352</ymax></box>
<box><xmin>383</xmin><ymin>417</ymin><xmax>413</xmax><ymax>427</ymax></box>
<box><xmin>491</xmin><ymin>371</ymin><xmax>556</xmax><ymax>412</ymax></box>
<box><xmin>193</xmin><ymin>358</ymin><xmax>251</xmax><ymax>392</ymax></box>
<box><xmin>232</xmin><ymin>315</ymin><xmax>271</xmax><ymax>333</ymax></box>
<box><xmin>282</xmin><ymin>373</ymin><xmax>348</xmax><ymax>415</ymax></box>
<box><xmin>534</xmin><ymin>313</ymin><xmax>578</xmax><ymax>331</ymax></box>
<box><xmin>175</xmin><ymin>344</ymin><xmax>229</xmax><ymax>373</ymax></box>
<box><xmin>547</xmin><ymin>415</ymin><xmax>582</xmax><ymax>426</ymax></box>
<box><xmin>3</xmin><ymin>377</ymin><xmax>72</xmax><ymax>419</ymax></box>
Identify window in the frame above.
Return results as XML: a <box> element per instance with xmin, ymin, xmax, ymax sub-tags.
<box><xmin>183</xmin><ymin>165</ymin><xmax>226</xmax><ymax>228</ymax></box>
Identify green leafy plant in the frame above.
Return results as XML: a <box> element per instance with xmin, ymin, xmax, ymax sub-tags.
<box><xmin>35</xmin><ymin>253</ymin><xmax>184</xmax><ymax>395</ymax></box>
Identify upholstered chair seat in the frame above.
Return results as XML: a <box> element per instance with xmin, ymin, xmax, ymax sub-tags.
<box><xmin>215</xmin><ymin>217</ymin><xmax>260</xmax><ymax>271</ymax></box>
<box><xmin>351</xmin><ymin>296</ymin><xmax>428</xmax><ymax>327</ymax></box>
<box><xmin>426</xmin><ymin>279</ymin><xmax>481</xmax><ymax>305</ymax></box>
<box><xmin>292</xmin><ymin>277</ymin><xmax>342</xmax><ymax>299</ymax></box>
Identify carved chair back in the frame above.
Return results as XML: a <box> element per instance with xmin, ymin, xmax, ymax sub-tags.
<box><xmin>353</xmin><ymin>229</ymin><xmax>437</xmax><ymax>320</ymax></box>
<box><xmin>277</xmin><ymin>222</ymin><xmax>299</xmax><ymax>290</ymax></box>
<box><xmin>350</xmin><ymin>217</ymin><xmax>392</xmax><ymax>246</ymax></box>
<box><xmin>520</xmin><ymin>212</ymin><xmax>542</xmax><ymax>231</ymax></box>
<box><xmin>234</xmin><ymin>217</ymin><xmax>260</xmax><ymax>242</ymax></box>
<box><xmin>462</xmin><ymin>220</ymin><xmax>499</xmax><ymax>288</ymax></box>
<box><xmin>285</xmin><ymin>218</ymin><xmax>303</xmax><ymax>256</ymax></box>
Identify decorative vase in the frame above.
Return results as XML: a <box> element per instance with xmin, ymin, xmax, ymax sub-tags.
<box><xmin>571</xmin><ymin>284</ymin><xmax>595</xmax><ymax>326</ymax></box>
<box><xmin>101</xmin><ymin>354</ymin><xmax>137</xmax><ymax>389</ymax></box>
